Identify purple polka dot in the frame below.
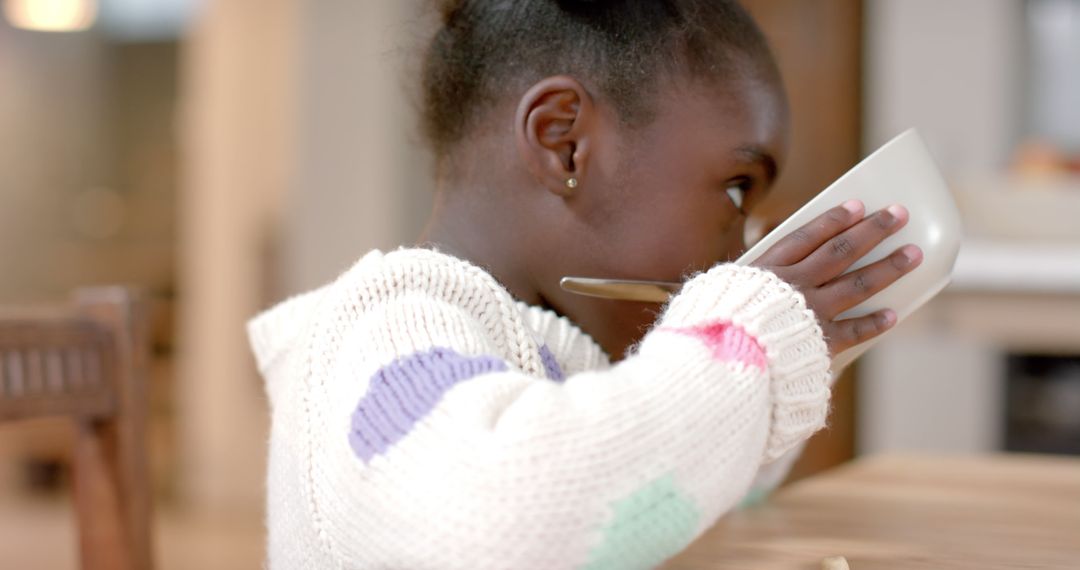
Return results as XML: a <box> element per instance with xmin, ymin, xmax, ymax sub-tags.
<box><xmin>349</xmin><ymin>347</ymin><xmax>507</xmax><ymax>462</ymax></box>
<box><xmin>538</xmin><ymin>344</ymin><xmax>565</xmax><ymax>382</ymax></box>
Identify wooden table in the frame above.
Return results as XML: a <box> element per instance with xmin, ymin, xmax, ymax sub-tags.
<box><xmin>662</xmin><ymin>453</ymin><xmax>1080</xmax><ymax>569</ymax></box>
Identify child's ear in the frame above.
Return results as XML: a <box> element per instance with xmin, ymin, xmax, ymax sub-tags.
<box><xmin>514</xmin><ymin>76</ymin><xmax>594</xmax><ymax>197</ymax></box>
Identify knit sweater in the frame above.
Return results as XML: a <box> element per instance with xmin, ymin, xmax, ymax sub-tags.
<box><xmin>248</xmin><ymin>247</ymin><xmax>831</xmax><ymax>570</ymax></box>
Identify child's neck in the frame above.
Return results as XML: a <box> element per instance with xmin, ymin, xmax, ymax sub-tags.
<box><xmin>416</xmin><ymin>190</ymin><xmax>546</xmax><ymax>309</ymax></box>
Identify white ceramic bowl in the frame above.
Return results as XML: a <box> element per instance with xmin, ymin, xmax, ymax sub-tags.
<box><xmin>735</xmin><ymin>129</ymin><xmax>963</xmax><ymax>370</ymax></box>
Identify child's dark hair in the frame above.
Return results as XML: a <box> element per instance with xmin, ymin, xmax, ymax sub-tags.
<box><xmin>421</xmin><ymin>0</ymin><xmax>779</xmax><ymax>158</ymax></box>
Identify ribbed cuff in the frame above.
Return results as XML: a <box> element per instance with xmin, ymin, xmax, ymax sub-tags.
<box><xmin>659</xmin><ymin>264</ymin><xmax>831</xmax><ymax>461</ymax></box>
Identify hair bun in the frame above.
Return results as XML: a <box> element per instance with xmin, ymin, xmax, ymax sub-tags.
<box><xmin>555</xmin><ymin>0</ymin><xmax>611</xmax><ymax>12</ymax></box>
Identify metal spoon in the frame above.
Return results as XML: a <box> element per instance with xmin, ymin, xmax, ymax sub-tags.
<box><xmin>559</xmin><ymin>276</ymin><xmax>683</xmax><ymax>303</ymax></box>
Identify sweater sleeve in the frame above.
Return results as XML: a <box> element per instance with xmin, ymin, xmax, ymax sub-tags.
<box><xmin>290</xmin><ymin>255</ymin><xmax>830</xmax><ymax>569</ymax></box>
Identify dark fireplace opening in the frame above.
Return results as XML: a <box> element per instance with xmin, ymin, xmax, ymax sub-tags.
<box><xmin>1005</xmin><ymin>354</ymin><xmax>1080</xmax><ymax>456</ymax></box>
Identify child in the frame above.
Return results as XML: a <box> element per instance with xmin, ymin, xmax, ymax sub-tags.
<box><xmin>248</xmin><ymin>1</ymin><xmax>923</xmax><ymax>568</ymax></box>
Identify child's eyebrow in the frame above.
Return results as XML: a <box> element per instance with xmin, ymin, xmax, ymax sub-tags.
<box><xmin>733</xmin><ymin>145</ymin><xmax>778</xmax><ymax>185</ymax></box>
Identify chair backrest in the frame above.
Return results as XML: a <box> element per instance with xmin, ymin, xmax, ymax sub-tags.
<box><xmin>0</xmin><ymin>287</ymin><xmax>153</xmax><ymax>570</ymax></box>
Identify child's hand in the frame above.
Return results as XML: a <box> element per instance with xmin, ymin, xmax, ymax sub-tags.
<box><xmin>751</xmin><ymin>200</ymin><xmax>922</xmax><ymax>357</ymax></box>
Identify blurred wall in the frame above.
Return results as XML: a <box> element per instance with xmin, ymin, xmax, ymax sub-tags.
<box><xmin>864</xmin><ymin>0</ymin><xmax>1023</xmax><ymax>172</ymax></box>
<box><xmin>0</xmin><ymin>24</ymin><xmax>111</xmax><ymax>301</ymax></box>
<box><xmin>281</xmin><ymin>0</ymin><xmax>434</xmax><ymax>296</ymax></box>
<box><xmin>178</xmin><ymin>0</ymin><xmax>295</xmax><ymax>514</ymax></box>
<box><xmin>0</xmin><ymin>24</ymin><xmax>178</xmax><ymax>304</ymax></box>
<box><xmin>177</xmin><ymin>0</ymin><xmax>436</xmax><ymax>515</ymax></box>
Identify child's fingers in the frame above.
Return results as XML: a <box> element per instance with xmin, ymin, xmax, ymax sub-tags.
<box><xmin>818</xmin><ymin>244</ymin><xmax>923</xmax><ymax>316</ymax></box>
<box><xmin>756</xmin><ymin>200</ymin><xmax>864</xmax><ymax>266</ymax></box>
<box><xmin>826</xmin><ymin>308</ymin><xmax>897</xmax><ymax>356</ymax></box>
<box><xmin>795</xmin><ymin>205</ymin><xmax>909</xmax><ymax>286</ymax></box>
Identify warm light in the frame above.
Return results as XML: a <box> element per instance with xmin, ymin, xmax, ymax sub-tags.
<box><xmin>3</xmin><ymin>0</ymin><xmax>98</xmax><ymax>32</ymax></box>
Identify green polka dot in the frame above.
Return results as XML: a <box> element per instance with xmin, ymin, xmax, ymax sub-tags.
<box><xmin>737</xmin><ymin>487</ymin><xmax>771</xmax><ymax>509</ymax></box>
<box><xmin>580</xmin><ymin>475</ymin><xmax>700</xmax><ymax>570</ymax></box>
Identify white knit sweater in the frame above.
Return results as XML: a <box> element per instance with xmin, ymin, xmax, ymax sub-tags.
<box><xmin>248</xmin><ymin>247</ymin><xmax>831</xmax><ymax>570</ymax></box>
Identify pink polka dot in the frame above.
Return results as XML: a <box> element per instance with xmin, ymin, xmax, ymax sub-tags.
<box><xmin>665</xmin><ymin>320</ymin><xmax>767</xmax><ymax>370</ymax></box>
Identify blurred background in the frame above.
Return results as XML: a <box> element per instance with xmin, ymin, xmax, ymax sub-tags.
<box><xmin>0</xmin><ymin>0</ymin><xmax>1077</xmax><ymax>567</ymax></box>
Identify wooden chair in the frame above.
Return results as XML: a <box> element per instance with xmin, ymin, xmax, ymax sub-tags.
<box><xmin>0</xmin><ymin>287</ymin><xmax>153</xmax><ymax>570</ymax></box>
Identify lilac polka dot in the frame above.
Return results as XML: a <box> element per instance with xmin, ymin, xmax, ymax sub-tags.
<box><xmin>538</xmin><ymin>344</ymin><xmax>565</xmax><ymax>382</ymax></box>
<box><xmin>349</xmin><ymin>347</ymin><xmax>507</xmax><ymax>462</ymax></box>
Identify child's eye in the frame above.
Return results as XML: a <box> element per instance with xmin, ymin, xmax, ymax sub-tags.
<box><xmin>725</xmin><ymin>185</ymin><xmax>745</xmax><ymax>210</ymax></box>
<box><xmin>724</xmin><ymin>178</ymin><xmax>753</xmax><ymax>213</ymax></box>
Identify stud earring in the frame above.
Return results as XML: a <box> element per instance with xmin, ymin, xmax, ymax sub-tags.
<box><xmin>565</xmin><ymin>177</ymin><xmax>579</xmax><ymax>190</ymax></box>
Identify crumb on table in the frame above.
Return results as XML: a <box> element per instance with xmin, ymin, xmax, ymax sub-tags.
<box><xmin>822</xmin><ymin>556</ymin><xmax>850</xmax><ymax>570</ymax></box>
